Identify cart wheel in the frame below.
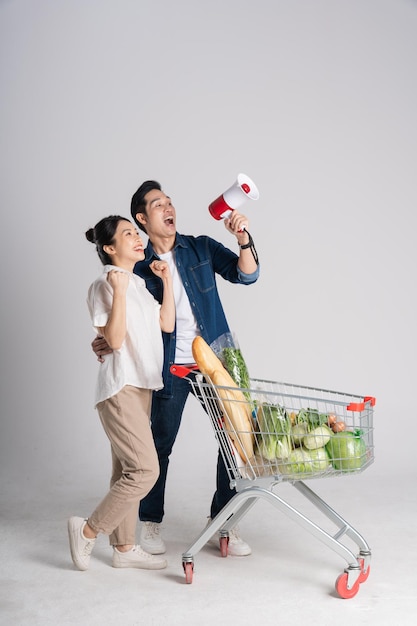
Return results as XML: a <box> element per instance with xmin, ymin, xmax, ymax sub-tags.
<box><xmin>358</xmin><ymin>558</ymin><xmax>371</xmax><ymax>583</ymax></box>
<box><xmin>183</xmin><ymin>561</ymin><xmax>194</xmax><ymax>584</ymax></box>
<box><xmin>219</xmin><ymin>536</ymin><xmax>229</xmax><ymax>557</ymax></box>
<box><xmin>335</xmin><ymin>572</ymin><xmax>360</xmax><ymax>599</ymax></box>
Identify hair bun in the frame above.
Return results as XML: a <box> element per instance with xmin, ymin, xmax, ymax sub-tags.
<box><xmin>85</xmin><ymin>227</ymin><xmax>96</xmax><ymax>243</ymax></box>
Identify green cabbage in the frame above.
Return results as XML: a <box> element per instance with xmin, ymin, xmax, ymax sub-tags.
<box><xmin>325</xmin><ymin>429</ymin><xmax>367</xmax><ymax>471</ymax></box>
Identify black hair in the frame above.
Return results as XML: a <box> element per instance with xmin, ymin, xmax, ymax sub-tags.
<box><xmin>85</xmin><ymin>215</ymin><xmax>130</xmax><ymax>265</ymax></box>
<box><xmin>130</xmin><ymin>180</ymin><xmax>161</xmax><ymax>232</ymax></box>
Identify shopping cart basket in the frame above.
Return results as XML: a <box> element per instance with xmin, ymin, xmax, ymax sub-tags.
<box><xmin>171</xmin><ymin>365</ymin><xmax>375</xmax><ymax>599</ymax></box>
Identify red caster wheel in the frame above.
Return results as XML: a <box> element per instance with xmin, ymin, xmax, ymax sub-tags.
<box><xmin>335</xmin><ymin>572</ymin><xmax>360</xmax><ymax>599</ymax></box>
<box><xmin>183</xmin><ymin>561</ymin><xmax>194</xmax><ymax>584</ymax></box>
<box><xmin>219</xmin><ymin>536</ymin><xmax>229</xmax><ymax>557</ymax></box>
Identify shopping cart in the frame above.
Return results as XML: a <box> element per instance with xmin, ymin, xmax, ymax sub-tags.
<box><xmin>171</xmin><ymin>365</ymin><xmax>375</xmax><ymax>599</ymax></box>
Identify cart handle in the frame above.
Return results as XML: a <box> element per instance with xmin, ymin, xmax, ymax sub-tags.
<box><xmin>346</xmin><ymin>396</ymin><xmax>376</xmax><ymax>412</ymax></box>
<box><xmin>170</xmin><ymin>366</ymin><xmax>377</xmax><ymax>412</ymax></box>
<box><xmin>170</xmin><ymin>364</ymin><xmax>199</xmax><ymax>378</ymax></box>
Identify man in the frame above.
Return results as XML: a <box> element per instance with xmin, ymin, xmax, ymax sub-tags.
<box><xmin>93</xmin><ymin>180</ymin><xmax>260</xmax><ymax>556</ymax></box>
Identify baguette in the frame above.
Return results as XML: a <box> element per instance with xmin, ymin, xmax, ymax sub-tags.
<box><xmin>211</xmin><ymin>369</ymin><xmax>254</xmax><ymax>463</ymax></box>
<box><xmin>192</xmin><ymin>336</ymin><xmax>254</xmax><ymax>462</ymax></box>
<box><xmin>192</xmin><ymin>336</ymin><xmax>224</xmax><ymax>377</ymax></box>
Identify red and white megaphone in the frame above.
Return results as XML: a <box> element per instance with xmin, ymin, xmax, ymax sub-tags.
<box><xmin>208</xmin><ymin>173</ymin><xmax>259</xmax><ymax>221</ymax></box>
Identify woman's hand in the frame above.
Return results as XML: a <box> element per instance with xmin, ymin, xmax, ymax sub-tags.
<box><xmin>91</xmin><ymin>335</ymin><xmax>112</xmax><ymax>362</ymax></box>
<box><xmin>150</xmin><ymin>260</ymin><xmax>170</xmax><ymax>280</ymax></box>
<box><xmin>107</xmin><ymin>269</ymin><xmax>129</xmax><ymax>294</ymax></box>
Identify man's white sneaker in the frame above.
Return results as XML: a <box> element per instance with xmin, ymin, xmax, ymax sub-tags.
<box><xmin>68</xmin><ymin>516</ymin><xmax>96</xmax><ymax>571</ymax></box>
<box><xmin>227</xmin><ymin>526</ymin><xmax>252</xmax><ymax>557</ymax></box>
<box><xmin>140</xmin><ymin>522</ymin><xmax>166</xmax><ymax>554</ymax></box>
<box><xmin>112</xmin><ymin>545</ymin><xmax>167</xmax><ymax>569</ymax></box>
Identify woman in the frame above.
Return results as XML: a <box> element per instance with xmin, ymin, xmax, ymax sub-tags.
<box><xmin>68</xmin><ymin>215</ymin><xmax>175</xmax><ymax>571</ymax></box>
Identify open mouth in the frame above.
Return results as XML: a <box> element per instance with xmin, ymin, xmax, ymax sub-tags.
<box><xmin>164</xmin><ymin>216</ymin><xmax>174</xmax><ymax>226</ymax></box>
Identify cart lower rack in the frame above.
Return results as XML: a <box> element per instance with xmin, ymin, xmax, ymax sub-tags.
<box><xmin>171</xmin><ymin>365</ymin><xmax>375</xmax><ymax>599</ymax></box>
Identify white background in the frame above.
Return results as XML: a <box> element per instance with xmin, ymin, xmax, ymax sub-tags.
<box><xmin>1</xmin><ymin>0</ymin><xmax>416</xmax><ymax>503</ymax></box>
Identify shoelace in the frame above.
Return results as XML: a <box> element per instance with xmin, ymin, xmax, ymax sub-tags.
<box><xmin>145</xmin><ymin>523</ymin><xmax>160</xmax><ymax>539</ymax></box>
<box><xmin>132</xmin><ymin>545</ymin><xmax>157</xmax><ymax>559</ymax></box>
<box><xmin>82</xmin><ymin>538</ymin><xmax>95</xmax><ymax>556</ymax></box>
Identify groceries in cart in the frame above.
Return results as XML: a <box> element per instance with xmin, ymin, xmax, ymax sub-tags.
<box><xmin>191</xmin><ymin>334</ymin><xmax>373</xmax><ymax>481</ymax></box>
<box><xmin>171</xmin><ymin>334</ymin><xmax>375</xmax><ymax>596</ymax></box>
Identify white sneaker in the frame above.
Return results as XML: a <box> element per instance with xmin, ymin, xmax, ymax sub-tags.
<box><xmin>227</xmin><ymin>526</ymin><xmax>252</xmax><ymax>557</ymax></box>
<box><xmin>112</xmin><ymin>545</ymin><xmax>167</xmax><ymax>569</ymax></box>
<box><xmin>140</xmin><ymin>522</ymin><xmax>166</xmax><ymax>554</ymax></box>
<box><xmin>206</xmin><ymin>518</ymin><xmax>252</xmax><ymax>556</ymax></box>
<box><xmin>68</xmin><ymin>516</ymin><xmax>96</xmax><ymax>571</ymax></box>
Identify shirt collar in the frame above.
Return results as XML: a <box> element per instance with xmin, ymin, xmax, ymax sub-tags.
<box><xmin>144</xmin><ymin>233</ymin><xmax>187</xmax><ymax>260</ymax></box>
<box><xmin>103</xmin><ymin>264</ymin><xmax>132</xmax><ymax>276</ymax></box>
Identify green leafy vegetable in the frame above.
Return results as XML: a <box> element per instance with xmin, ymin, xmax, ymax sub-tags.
<box><xmin>222</xmin><ymin>347</ymin><xmax>251</xmax><ymax>396</ymax></box>
<box><xmin>256</xmin><ymin>403</ymin><xmax>292</xmax><ymax>461</ymax></box>
<box><xmin>257</xmin><ymin>403</ymin><xmax>291</xmax><ymax>436</ymax></box>
<box><xmin>259</xmin><ymin>434</ymin><xmax>292</xmax><ymax>461</ymax></box>
<box><xmin>259</xmin><ymin>436</ymin><xmax>279</xmax><ymax>461</ymax></box>
<box><xmin>296</xmin><ymin>408</ymin><xmax>329</xmax><ymax>429</ymax></box>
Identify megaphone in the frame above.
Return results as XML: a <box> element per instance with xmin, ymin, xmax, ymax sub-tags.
<box><xmin>208</xmin><ymin>173</ymin><xmax>259</xmax><ymax>221</ymax></box>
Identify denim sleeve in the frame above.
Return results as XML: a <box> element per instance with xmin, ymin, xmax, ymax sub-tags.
<box><xmin>204</xmin><ymin>236</ymin><xmax>260</xmax><ymax>285</ymax></box>
<box><xmin>237</xmin><ymin>264</ymin><xmax>260</xmax><ymax>284</ymax></box>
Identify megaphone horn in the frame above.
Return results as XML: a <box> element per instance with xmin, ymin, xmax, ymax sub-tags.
<box><xmin>208</xmin><ymin>173</ymin><xmax>259</xmax><ymax>221</ymax></box>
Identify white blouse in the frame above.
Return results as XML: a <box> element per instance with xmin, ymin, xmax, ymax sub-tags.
<box><xmin>87</xmin><ymin>265</ymin><xmax>163</xmax><ymax>406</ymax></box>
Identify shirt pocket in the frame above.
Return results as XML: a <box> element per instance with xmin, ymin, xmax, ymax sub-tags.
<box><xmin>190</xmin><ymin>261</ymin><xmax>215</xmax><ymax>293</ymax></box>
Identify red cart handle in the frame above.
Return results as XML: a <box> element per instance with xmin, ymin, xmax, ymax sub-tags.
<box><xmin>170</xmin><ymin>364</ymin><xmax>199</xmax><ymax>378</ymax></box>
<box><xmin>346</xmin><ymin>396</ymin><xmax>376</xmax><ymax>412</ymax></box>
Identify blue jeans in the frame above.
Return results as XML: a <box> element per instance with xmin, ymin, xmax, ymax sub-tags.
<box><xmin>139</xmin><ymin>371</ymin><xmax>236</xmax><ymax>523</ymax></box>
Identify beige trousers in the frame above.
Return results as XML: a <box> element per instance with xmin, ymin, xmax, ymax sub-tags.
<box><xmin>88</xmin><ymin>385</ymin><xmax>159</xmax><ymax>545</ymax></box>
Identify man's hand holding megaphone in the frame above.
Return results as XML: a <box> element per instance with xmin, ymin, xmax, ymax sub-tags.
<box><xmin>224</xmin><ymin>209</ymin><xmax>249</xmax><ymax>239</ymax></box>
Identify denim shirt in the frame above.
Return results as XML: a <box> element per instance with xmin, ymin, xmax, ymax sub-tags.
<box><xmin>133</xmin><ymin>232</ymin><xmax>260</xmax><ymax>397</ymax></box>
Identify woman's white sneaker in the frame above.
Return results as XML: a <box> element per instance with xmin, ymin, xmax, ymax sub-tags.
<box><xmin>68</xmin><ymin>516</ymin><xmax>96</xmax><ymax>571</ymax></box>
<box><xmin>140</xmin><ymin>522</ymin><xmax>166</xmax><ymax>554</ymax></box>
<box><xmin>112</xmin><ymin>545</ymin><xmax>167</xmax><ymax>569</ymax></box>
